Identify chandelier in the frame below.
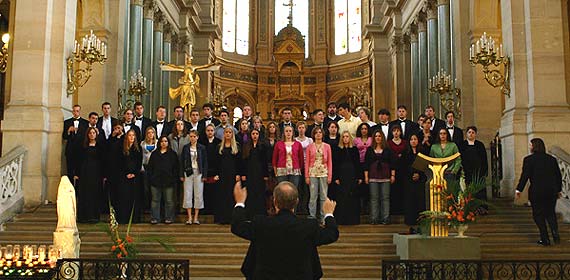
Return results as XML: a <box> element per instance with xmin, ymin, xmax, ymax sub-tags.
<box><xmin>469</xmin><ymin>32</ymin><xmax>510</xmax><ymax>97</ymax></box>
<box><xmin>429</xmin><ymin>69</ymin><xmax>461</xmax><ymax>119</ymax></box>
<box><xmin>66</xmin><ymin>30</ymin><xmax>107</xmax><ymax>95</ymax></box>
<box><xmin>0</xmin><ymin>33</ymin><xmax>9</xmax><ymax>73</ymax></box>
<box><xmin>117</xmin><ymin>70</ymin><xmax>150</xmax><ymax>117</ymax></box>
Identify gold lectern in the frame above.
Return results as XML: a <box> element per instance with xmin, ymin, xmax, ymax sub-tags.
<box><xmin>413</xmin><ymin>152</ymin><xmax>461</xmax><ymax>237</ymax></box>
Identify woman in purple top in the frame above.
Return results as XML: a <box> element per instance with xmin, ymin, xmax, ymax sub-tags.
<box><xmin>364</xmin><ymin>130</ymin><xmax>395</xmax><ymax>224</ymax></box>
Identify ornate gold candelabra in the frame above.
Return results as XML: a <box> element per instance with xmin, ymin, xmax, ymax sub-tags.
<box><xmin>209</xmin><ymin>83</ymin><xmax>226</xmax><ymax>114</ymax></box>
<box><xmin>429</xmin><ymin>69</ymin><xmax>461</xmax><ymax>119</ymax></box>
<box><xmin>117</xmin><ymin>70</ymin><xmax>150</xmax><ymax>118</ymax></box>
<box><xmin>0</xmin><ymin>33</ymin><xmax>10</xmax><ymax>73</ymax></box>
<box><xmin>67</xmin><ymin>30</ymin><xmax>107</xmax><ymax>95</ymax></box>
<box><xmin>469</xmin><ymin>32</ymin><xmax>510</xmax><ymax>97</ymax></box>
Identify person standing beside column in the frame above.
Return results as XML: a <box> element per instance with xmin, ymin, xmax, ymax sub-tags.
<box><xmin>63</xmin><ymin>104</ymin><xmax>88</xmax><ymax>178</ymax></box>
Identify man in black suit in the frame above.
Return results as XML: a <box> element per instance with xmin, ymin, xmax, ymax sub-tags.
<box><xmin>63</xmin><ymin>104</ymin><xmax>89</xmax><ymax>177</ymax></box>
<box><xmin>198</xmin><ymin>103</ymin><xmax>221</xmax><ymax>135</ymax></box>
<box><xmin>444</xmin><ymin>111</ymin><xmax>464</xmax><ymax>148</ymax></box>
<box><xmin>389</xmin><ymin>105</ymin><xmax>419</xmax><ymax>140</ymax></box>
<box><xmin>86</xmin><ymin>112</ymin><xmax>106</xmax><ymax>143</ymax></box>
<box><xmin>134</xmin><ymin>102</ymin><xmax>153</xmax><ymax>137</ymax></box>
<box><xmin>96</xmin><ymin>102</ymin><xmax>118</xmax><ymax>140</ymax></box>
<box><xmin>232</xmin><ymin>181</ymin><xmax>339</xmax><ymax>280</ymax></box>
<box><xmin>306</xmin><ymin>109</ymin><xmax>325</xmax><ymax>137</ymax></box>
<box><xmin>516</xmin><ymin>138</ymin><xmax>562</xmax><ymax>246</ymax></box>
<box><xmin>373</xmin><ymin>108</ymin><xmax>391</xmax><ymax>140</ymax></box>
<box><xmin>122</xmin><ymin>109</ymin><xmax>141</xmax><ymax>141</ymax></box>
<box><xmin>235</xmin><ymin>104</ymin><xmax>254</xmax><ymax>129</ymax></box>
<box><xmin>323</xmin><ymin>102</ymin><xmax>342</xmax><ymax>128</ymax></box>
<box><xmin>425</xmin><ymin>105</ymin><xmax>446</xmax><ymax>134</ymax></box>
<box><xmin>278</xmin><ymin>107</ymin><xmax>297</xmax><ymax>137</ymax></box>
<box><xmin>151</xmin><ymin>105</ymin><xmax>168</xmax><ymax>138</ymax></box>
<box><xmin>164</xmin><ymin>106</ymin><xmax>191</xmax><ymax>136</ymax></box>
<box><xmin>188</xmin><ymin>109</ymin><xmax>201</xmax><ymax>132</ymax></box>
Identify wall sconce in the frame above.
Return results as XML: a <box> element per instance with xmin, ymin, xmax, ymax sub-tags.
<box><xmin>117</xmin><ymin>70</ymin><xmax>151</xmax><ymax>117</ymax></box>
<box><xmin>429</xmin><ymin>69</ymin><xmax>462</xmax><ymax>119</ymax></box>
<box><xmin>469</xmin><ymin>32</ymin><xmax>510</xmax><ymax>97</ymax></box>
<box><xmin>0</xmin><ymin>33</ymin><xmax>10</xmax><ymax>73</ymax></box>
<box><xmin>66</xmin><ymin>30</ymin><xmax>107</xmax><ymax>95</ymax></box>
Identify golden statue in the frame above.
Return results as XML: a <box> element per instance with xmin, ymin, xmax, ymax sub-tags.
<box><xmin>160</xmin><ymin>54</ymin><xmax>220</xmax><ymax>112</ymax></box>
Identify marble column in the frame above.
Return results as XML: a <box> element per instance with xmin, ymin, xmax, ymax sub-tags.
<box><xmin>417</xmin><ymin>14</ymin><xmax>429</xmax><ymax>111</ymax></box>
<box><xmin>426</xmin><ymin>0</ymin><xmax>440</xmax><ymax>114</ymax></box>
<box><xmin>1</xmin><ymin>0</ymin><xmax>77</xmax><ymax>207</ymax></box>
<box><xmin>390</xmin><ymin>34</ymin><xmax>411</xmax><ymax>112</ymax></box>
<box><xmin>141</xmin><ymin>0</ymin><xmax>154</xmax><ymax>117</ymax></box>
<box><xmin>128</xmin><ymin>0</ymin><xmax>143</xmax><ymax>79</ymax></box>
<box><xmin>162</xmin><ymin>23</ymin><xmax>172</xmax><ymax>113</ymax></box>
<box><xmin>152</xmin><ymin>11</ymin><xmax>163</xmax><ymax>110</ymax></box>
<box><xmin>437</xmin><ymin>0</ymin><xmax>451</xmax><ymax>73</ymax></box>
<box><xmin>499</xmin><ymin>0</ymin><xmax>570</xmax><ymax>196</ymax></box>
<box><xmin>409</xmin><ymin>25</ymin><xmax>420</xmax><ymax>120</ymax></box>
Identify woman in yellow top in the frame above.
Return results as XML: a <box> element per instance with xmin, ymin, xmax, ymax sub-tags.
<box><xmin>429</xmin><ymin>128</ymin><xmax>462</xmax><ymax>182</ymax></box>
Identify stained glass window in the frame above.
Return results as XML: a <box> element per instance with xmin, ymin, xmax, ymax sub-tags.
<box><xmin>275</xmin><ymin>0</ymin><xmax>309</xmax><ymax>57</ymax></box>
<box><xmin>223</xmin><ymin>0</ymin><xmax>249</xmax><ymax>55</ymax></box>
<box><xmin>335</xmin><ymin>0</ymin><xmax>361</xmax><ymax>55</ymax></box>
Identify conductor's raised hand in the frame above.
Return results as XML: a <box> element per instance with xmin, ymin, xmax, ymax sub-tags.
<box><xmin>233</xmin><ymin>181</ymin><xmax>247</xmax><ymax>204</ymax></box>
<box><xmin>323</xmin><ymin>198</ymin><xmax>336</xmax><ymax>215</ymax></box>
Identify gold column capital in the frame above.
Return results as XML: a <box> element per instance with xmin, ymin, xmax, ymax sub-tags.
<box><xmin>143</xmin><ymin>0</ymin><xmax>155</xmax><ymax>19</ymax></box>
<box><xmin>424</xmin><ymin>0</ymin><xmax>438</xmax><ymax>20</ymax></box>
<box><xmin>131</xmin><ymin>0</ymin><xmax>143</xmax><ymax>6</ymax></box>
<box><xmin>154</xmin><ymin>10</ymin><xmax>164</xmax><ymax>31</ymax></box>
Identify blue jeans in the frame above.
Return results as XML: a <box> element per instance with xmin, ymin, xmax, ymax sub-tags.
<box><xmin>309</xmin><ymin>177</ymin><xmax>328</xmax><ymax>220</ymax></box>
<box><xmin>370</xmin><ymin>182</ymin><xmax>390</xmax><ymax>224</ymax></box>
<box><xmin>276</xmin><ymin>175</ymin><xmax>301</xmax><ymax>189</ymax></box>
<box><xmin>150</xmin><ymin>185</ymin><xmax>175</xmax><ymax>221</ymax></box>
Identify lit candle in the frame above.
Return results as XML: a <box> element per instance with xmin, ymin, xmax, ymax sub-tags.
<box><xmin>499</xmin><ymin>44</ymin><xmax>504</xmax><ymax>57</ymax></box>
<box><xmin>16</xmin><ymin>261</ymin><xmax>21</xmax><ymax>267</ymax></box>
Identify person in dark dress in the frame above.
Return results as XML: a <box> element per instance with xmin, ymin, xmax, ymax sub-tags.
<box><xmin>241</xmin><ymin>128</ymin><xmax>269</xmax><ymax>218</ymax></box>
<box><xmin>214</xmin><ymin>127</ymin><xmax>241</xmax><ymax>224</ymax></box>
<box><xmin>387</xmin><ymin>125</ymin><xmax>409</xmax><ymax>215</ymax></box>
<box><xmin>199</xmin><ymin>124</ymin><xmax>221</xmax><ymax>215</ymax></box>
<box><xmin>263</xmin><ymin>121</ymin><xmax>280</xmax><ymax>213</ymax></box>
<box><xmin>104</xmin><ymin>122</ymin><xmax>124</xmax><ymax>210</ymax></box>
<box><xmin>460</xmin><ymin>126</ymin><xmax>489</xmax><ymax>204</ymax></box>
<box><xmin>324</xmin><ymin>121</ymin><xmax>340</xmax><ymax>200</ymax></box>
<box><xmin>236</xmin><ymin>119</ymin><xmax>251</xmax><ymax>146</ymax></box>
<box><xmin>333</xmin><ymin>131</ymin><xmax>362</xmax><ymax>225</ymax></box>
<box><xmin>403</xmin><ymin>134</ymin><xmax>427</xmax><ymax>230</ymax></box>
<box><xmin>516</xmin><ymin>138</ymin><xmax>562</xmax><ymax>246</ymax></box>
<box><xmin>75</xmin><ymin>127</ymin><xmax>103</xmax><ymax>223</ymax></box>
<box><xmin>117</xmin><ymin>129</ymin><xmax>143</xmax><ymax>224</ymax></box>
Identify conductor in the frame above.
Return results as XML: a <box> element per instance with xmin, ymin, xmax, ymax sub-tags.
<box><xmin>231</xmin><ymin>181</ymin><xmax>340</xmax><ymax>280</ymax></box>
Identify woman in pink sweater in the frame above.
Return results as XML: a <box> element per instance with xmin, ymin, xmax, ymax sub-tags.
<box><xmin>272</xmin><ymin>126</ymin><xmax>304</xmax><ymax>188</ymax></box>
<box><xmin>304</xmin><ymin>127</ymin><xmax>333</xmax><ymax>222</ymax></box>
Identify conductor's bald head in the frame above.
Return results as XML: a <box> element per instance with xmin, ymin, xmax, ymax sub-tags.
<box><xmin>274</xmin><ymin>181</ymin><xmax>299</xmax><ymax>212</ymax></box>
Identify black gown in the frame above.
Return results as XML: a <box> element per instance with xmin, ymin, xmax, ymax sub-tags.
<box><xmin>199</xmin><ymin>137</ymin><xmax>221</xmax><ymax>215</ymax></box>
<box><xmin>105</xmin><ymin>136</ymin><xmax>124</xmax><ymax>210</ymax></box>
<box><xmin>403</xmin><ymin>149</ymin><xmax>427</xmax><ymax>225</ymax></box>
<box><xmin>333</xmin><ymin>146</ymin><xmax>362</xmax><ymax>225</ymax></box>
<box><xmin>215</xmin><ymin>146</ymin><xmax>240</xmax><ymax>224</ymax></box>
<box><xmin>242</xmin><ymin>143</ymin><xmax>269</xmax><ymax>218</ymax></box>
<box><xmin>77</xmin><ymin>145</ymin><xmax>103</xmax><ymax>223</ymax></box>
<box><xmin>116</xmin><ymin>146</ymin><xmax>143</xmax><ymax>224</ymax></box>
<box><xmin>460</xmin><ymin>140</ymin><xmax>488</xmax><ymax>201</ymax></box>
<box><xmin>324</xmin><ymin>136</ymin><xmax>340</xmax><ymax>200</ymax></box>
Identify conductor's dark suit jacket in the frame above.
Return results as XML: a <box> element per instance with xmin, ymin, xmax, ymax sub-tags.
<box><xmin>231</xmin><ymin>206</ymin><xmax>339</xmax><ymax>280</ymax></box>
<box><xmin>516</xmin><ymin>152</ymin><xmax>562</xmax><ymax>202</ymax></box>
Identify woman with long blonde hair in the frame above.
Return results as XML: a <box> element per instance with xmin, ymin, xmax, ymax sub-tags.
<box><xmin>332</xmin><ymin>131</ymin><xmax>362</xmax><ymax>225</ymax></box>
<box><xmin>141</xmin><ymin>127</ymin><xmax>158</xmax><ymax>212</ymax></box>
<box><xmin>213</xmin><ymin>127</ymin><xmax>241</xmax><ymax>224</ymax></box>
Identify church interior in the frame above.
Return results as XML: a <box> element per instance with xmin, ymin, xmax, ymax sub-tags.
<box><xmin>0</xmin><ymin>0</ymin><xmax>569</xmax><ymax>279</ymax></box>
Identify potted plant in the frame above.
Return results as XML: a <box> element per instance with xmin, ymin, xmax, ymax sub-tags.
<box><xmin>419</xmin><ymin>176</ymin><xmax>489</xmax><ymax>237</ymax></box>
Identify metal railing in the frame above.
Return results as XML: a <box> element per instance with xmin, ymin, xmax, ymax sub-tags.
<box><xmin>550</xmin><ymin>146</ymin><xmax>570</xmax><ymax>223</ymax></box>
<box><xmin>382</xmin><ymin>260</ymin><xmax>570</xmax><ymax>280</ymax></box>
<box><xmin>0</xmin><ymin>145</ymin><xmax>26</xmax><ymax>222</ymax></box>
<box><xmin>52</xmin><ymin>259</ymin><xmax>190</xmax><ymax>280</ymax></box>
<box><xmin>490</xmin><ymin>132</ymin><xmax>502</xmax><ymax>197</ymax></box>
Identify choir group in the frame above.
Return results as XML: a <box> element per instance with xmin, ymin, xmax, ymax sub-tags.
<box><xmin>63</xmin><ymin>101</ymin><xmax>488</xmax><ymax>231</ymax></box>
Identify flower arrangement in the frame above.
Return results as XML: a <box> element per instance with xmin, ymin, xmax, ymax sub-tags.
<box><xmin>99</xmin><ymin>201</ymin><xmax>174</xmax><ymax>260</ymax></box>
<box><xmin>419</xmin><ymin>176</ymin><xmax>489</xmax><ymax>235</ymax></box>
<box><xmin>108</xmin><ymin>204</ymin><xmax>137</xmax><ymax>259</ymax></box>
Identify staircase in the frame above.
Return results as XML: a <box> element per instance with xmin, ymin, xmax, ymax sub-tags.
<box><xmin>1</xmin><ymin>199</ymin><xmax>569</xmax><ymax>279</ymax></box>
